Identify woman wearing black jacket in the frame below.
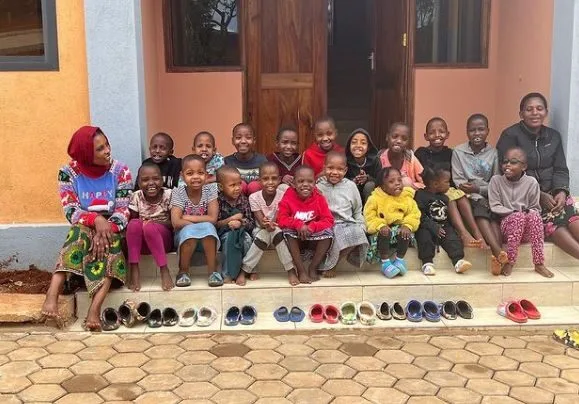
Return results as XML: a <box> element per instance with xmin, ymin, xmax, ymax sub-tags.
<box><xmin>497</xmin><ymin>92</ymin><xmax>579</xmax><ymax>260</ymax></box>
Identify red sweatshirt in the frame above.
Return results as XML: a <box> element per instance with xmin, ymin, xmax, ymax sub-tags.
<box><xmin>277</xmin><ymin>187</ymin><xmax>334</xmax><ymax>232</ymax></box>
<box><xmin>302</xmin><ymin>143</ymin><xmax>345</xmax><ymax>176</ymax></box>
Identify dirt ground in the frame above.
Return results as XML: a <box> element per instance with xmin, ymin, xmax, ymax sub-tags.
<box><xmin>0</xmin><ymin>267</ymin><xmax>51</xmax><ymax>294</ymax></box>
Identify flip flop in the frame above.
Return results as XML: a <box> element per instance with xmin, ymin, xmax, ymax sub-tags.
<box><xmin>101</xmin><ymin>308</ymin><xmax>121</xmax><ymax>331</ymax></box>
<box><xmin>406</xmin><ymin>300</ymin><xmax>423</xmax><ymax>322</ymax></box>
<box><xmin>309</xmin><ymin>304</ymin><xmax>324</xmax><ymax>323</ymax></box>
<box><xmin>391</xmin><ymin>302</ymin><xmax>406</xmax><ymax>320</ymax></box>
<box><xmin>225</xmin><ymin>306</ymin><xmax>241</xmax><ymax>326</ymax></box>
<box><xmin>208</xmin><ymin>271</ymin><xmax>224</xmax><ymax>287</ymax></box>
<box><xmin>118</xmin><ymin>300</ymin><xmax>137</xmax><ymax>328</ymax></box>
<box><xmin>240</xmin><ymin>305</ymin><xmax>257</xmax><ymax>325</ymax></box>
<box><xmin>340</xmin><ymin>302</ymin><xmax>357</xmax><ymax>325</ymax></box>
<box><xmin>423</xmin><ymin>301</ymin><xmax>441</xmax><ymax>322</ymax></box>
<box><xmin>519</xmin><ymin>299</ymin><xmax>541</xmax><ymax>319</ymax></box>
<box><xmin>176</xmin><ymin>272</ymin><xmax>192</xmax><ymax>287</ymax></box>
<box><xmin>441</xmin><ymin>301</ymin><xmax>457</xmax><ymax>320</ymax></box>
<box><xmin>377</xmin><ymin>302</ymin><xmax>392</xmax><ymax>320</ymax></box>
<box><xmin>147</xmin><ymin>309</ymin><xmax>162</xmax><ymax>328</ymax></box>
<box><xmin>197</xmin><ymin>306</ymin><xmax>217</xmax><ymax>327</ymax></box>
<box><xmin>289</xmin><ymin>307</ymin><xmax>305</xmax><ymax>323</ymax></box>
<box><xmin>162</xmin><ymin>307</ymin><xmax>179</xmax><ymax>326</ymax></box>
<box><xmin>497</xmin><ymin>301</ymin><xmax>527</xmax><ymax>323</ymax></box>
<box><xmin>456</xmin><ymin>300</ymin><xmax>474</xmax><ymax>319</ymax></box>
<box><xmin>136</xmin><ymin>302</ymin><xmax>151</xmax><ymax>322</ymax></box>
<box><xmin>357</xmin><ymin>301</ymin><xmax>377</xmax><ymax>326</ymax></box>
<box><xmin>324</xmin><ymin>305</ymin><xmax>339</xmax><ymax>324</ymax></box>
<box><xmin>179</xmin><ymin>308</ymin><xmax>197</xmax><ymax>327</ymax></box>
<box><xmin>274</xmin><ymin>306</ymin><xmax>290</xmax><ymax>322</ymax></box>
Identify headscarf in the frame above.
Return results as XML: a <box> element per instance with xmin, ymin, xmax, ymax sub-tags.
<box><xmin>67</xmin><ymin>125</ymin><xmax>110</xmax><ymax>178</ymax></box>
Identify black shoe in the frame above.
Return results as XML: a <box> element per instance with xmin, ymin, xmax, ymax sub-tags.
<box><xmin>162</xmin><ymin>307</ymin><xmax>179</xmax><ymax>326</ymax></box>
<box><xmin>136</xmin><ymin>302</ymin><xmax>151</xmax><ymax>322</ymax></box>
<box><xmin>148</xmin><ymin>309</ymin><xmax>162</xmax><ymax>328</ymax></box>
<box><xmin>456</xmin><ymin>300</ymin><xmax>473</xmax><ymax>319</ymax></box>
<box><xmin>118</xmin><ymin>300</ymin><xmax>137</xmax><ymax>327</ymax></box>
<box><xmin>101</xmin><ymin>308</ymin><xmax>121</xmax><ymax>331</ymax></box>
<box><xmin>376</xmin><ymin>302</ymin><xmax>392</xmax><ymax>320</ymax></box>
<box><xmin>441</xmin><ymin>301</ymin><xmax>457</xmax><ymax>320</ymax></box>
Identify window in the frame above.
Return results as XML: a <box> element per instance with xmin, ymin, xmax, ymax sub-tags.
<box><xmin>415</xmin><ymin>0</ymin><xmax>490</xmax><ymax>66</ymax></box>
<box><xmin>164</xmin><ymin>0</ymin><xmax>241</xmax><ymax>71</ymax></box>
<box><xmin>0</xmin><ymin>0</ymin><xmax>58</xmax><ymax>71</ymax></box>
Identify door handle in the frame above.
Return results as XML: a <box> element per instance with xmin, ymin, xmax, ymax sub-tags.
<box><xmin>368</xmin><ymin>51</ymin><xmax>375</xmax><ymax>71</ymax></box>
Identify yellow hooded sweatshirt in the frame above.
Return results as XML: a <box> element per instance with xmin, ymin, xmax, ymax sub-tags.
<box><xmin>364</xmin><ymin>187</ymin><xmax>421</xmax><ymax>234</ymax></box>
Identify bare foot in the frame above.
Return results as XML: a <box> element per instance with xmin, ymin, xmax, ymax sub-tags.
<box><xmin>130</xmin><ymin>264</ymin><xmax>141</xmax><ymax>292</ymax></box>
<box><xmin>249</xmin><ymin>273</ymin><xmax>258</xmax><ymax>281</ymax></box>
<box><xmin>501</xmin><ymin>262</ymin><xmax>514</xmax><ymax>276</ymax></box>
<box><xmin>490</xmin><ymin>256</ymin><xmax>502</xmax><ymax>276</ymax></box>
<box><xmin>223</xmin><ymin>276</ymin><xmax>234</xmax><ymax>284</ymax></box>
<box><xmin>84</xmin><ymin>308</ymin><xmax>101</xmax><ymax>331</ymax></box>
<box><xmin>160</xmin><ymin>268</ymin><xmax>174</xmax><ymax>291</ymax></box>
<box><xmin>535</xmin><ymin>264</ymin><xmax>554</xmax><ymax>278</ymax></box>
<box><xmin>461</xmin><ymin>233</ymin><xmax>480</xmax><ymax>248</ymax></box>
<box><xmin>309</xmin><ymin>269</ymin><xmax>320</xmax><ymax>282</ymax></box>
<box><xmin>41</xmin><ymin>294</ymin><xmax>60</xmax><ymax>318</ymax></box>
<box><xmin>323</xmin><ymin>268</ymin><xmax>337</xmax><ymax>278</ymax></box>
<box><xmin>288</xmin><ymin>269</ymin><xmax>300</xmax><ymax>286</ymax></box>
<box><xmin>236</xmin><ymin>271</ymin><xmax>247</xmax><ymax>286</ymax></box>
<box><xmin>298</xmin><ymin>271</ymin><xmax>312</xmax><ymax>284</ymax></box>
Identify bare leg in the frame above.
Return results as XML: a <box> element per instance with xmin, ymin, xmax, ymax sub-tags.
<box><xmin>551</xmin><ymin>226</ymin><xmax>579</xmax><ymax>260</ymax></box>
<box><xmin>308</xmin><ymin>239</ymin><xmax>332</xmax><ymax>282</ymax></box>
<box><xmin>477</xmin><ymin>218</ymin><xmax>503</xmax><ymax>257</ymax></box>
<box><xmin>456</xmin><ymin>197</ymin><xmax>486</xmax><ymax>247</ymax></box>
<box><xmin>286</xmin><ymin>238</ymin><xmax>310</xmax><ymax>284</ymax></box>
<box><xmin>42</xmin><ymin>272</ymin><xmax>66</xmax><ymax>318</ymax></box>
<box><xmin>324</xmin><ymin>246</ymin><xmax>354</xmax><ymax>278</ymax></box>
<box><xmin>287</xmin><ymin>268</ymin><xmax>299</xmax><ymax>286</ymax></box>
<box><xmin>448</xmin><ymin>200</ymin><xmax>478</xmax><ymax>247</ymax></box>
<box><xmin>201</xmin><ymin>237</ymin><xmax>217</xmax><ymax>275</ymax></box>
<box><xmin>178</xmin><ymin>239</ymin><xmax>197</xmax><ymax>275</ymax></box>
<box><xmin>129</xmin><ymin>263</ymin><xmax>141</xmax><ymax>292</ymax></box>
<box><xmin>85</xmin><ymin>277</ymin><xmax>112</xmax><ymax>330</ymax></box>
<box><xmin>159</xmin><ymin>266</ymin><xmax>174</xmax><ymax>291</ymax></box>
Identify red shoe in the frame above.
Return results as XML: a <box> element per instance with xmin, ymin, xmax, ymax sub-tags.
<box><xmin>497</xmin><ymin>301</ymin><xmax>528</xmax><ymax>323</ymax></box>
<box><xmin>324</xmin><ymin>305</ymin><xmax>340</xmax><ymax>324</ymax></box>
<box><xmin>519</xmin><ymin>299</ymin><xmax>541</xmax><ymax>319</ymax></box>
<box><xmin>309</xmin><ymin>304</ymin><xmax>324</xmax><ymax>323</ymax></box>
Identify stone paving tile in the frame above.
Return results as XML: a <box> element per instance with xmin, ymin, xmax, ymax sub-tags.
<box><xmin>134</xmin><ymin>391</ymin><xmax>180</xmax><ymax>404</ymax></box>
<box><xmin>175</xmin><ymin>364</ymin><xmax>218</xmax><ymax>382</ymax></box>
<box><xmin>55</xmin><ymin>392</ymin><xmax>103</xmax><ymax>404</ymax></box>
<box><xmin>70</xmin><ymin>360</ymin><xmax>113</xmax><ymax>375</ymax></box>
<box><xmin>61</xmin><ymin>374</ymin><xmax>107</xmax><ymax>393</ymax></box>
<box><xmin>452</xmin><ymin>363</ymin><xmax>493</xmax><ymax>379</ymax></box>
<box><xmin>489</xmin><ymin>336</ymin><xmax>527</xmax><ymax>349</ymax></box>
<box><xmin>402</xmin><ymin>343</ymin><xmax>441</xmax><ymax>357</ymax></box>
<box><xmin>38</xmin><ymin>353</ymin><xmax>81</xmax><ymax>368</ymax></box>
<box><xmin>362</xmin><ymin>387</ymin><xmax>409</xmax><ymax>404</ymax></box>
<box><xmin>413</xmin><ymin>356</ymin><xmax>453</xmax><ymax>371</ymax></box>
<box><xmin>287</xmin><ymin>388</ymin><xmax>332</xmax><ymax>404</ymax></box>
<box><xmin>554</xmin><ymin>394</ymin><xmax>579</xmax><ymax>404</ymax></box>
<box><xmin>519</xmin><ymin>362</ymin><xmax>560</xmax><ymax>378</ymax></box>
<box><xmin>0</xmin><ymin>377</ymin><xmax>31</xmax><ymax>394</ymax></box>
<box><xmin>425</xmin><ymin>371</ymin><xmax>468</xmax><ymax>387</ymax></box>
<box><xmin>544</xmin><ymin>355</ymin><xmax>579</xmax><ymax>369</ymax></box>
<box><xmin>437</xmin><ymin>387</ymin><xmax>483</xmax><ymax>404</ymax></box>
<box><xmin>244</xmin><ymin>350</ymin><xmax>283</xmax><ymax>364</ymax></box>
<box><xmin>18</xmin><ymin>384</ymin><xmax>66</xmax><ymax>402</ymax></box>
<box><xmin>384</xmin><ymin>363</ymin><xmax>426</xmax><ymax>378</ymax></box>
<box><xmin>212</xmin><ymin>389</ymin><xmax>257</xmax><ymax>404</ymax></box>
<box><xmin>244</xmin><ymin>337</ymin><xmax>281</xmax><ymax>350</ymax></box>
<box><xmin>394</xmin><ymin>378</ymin><xmax>439</xmax><ymax>396</ymax></box>
<box><xmin>108</xmin><ymin>353</ymin><xmax>150</xmax><ymax>368</ymax></box>
<box><xmin>466</xmin><ymin>379</ymin><xmax>510</xmax><ymax>396</ymax></box>
<box><xmin>366</xmin><ymin>336</ymin><xmax>404</xmax><ymax>350</ymax></box>
<box><xmin>278</xmin><ymin>357</ymin><xmax>320</xmax><ymax>372</ymax></box>
<box><xmin>353</xmin><ymin>371</ymin><xmax>396</xmax><ymax>387</ymax></box>
<box><xmin>98</xmin><ymin>384</ymin><xmax>144</xmax><ymax>401</ymax></box>
<box><xmin>466</xmin><ymin>342</ymin><xmax>504</xmax><ymax>356</ymax></box>
<box><xmin>315</xmin><ymin>364</ymin><xmax>356</xmax><ymax>379</ymax></box>
<box><xmin>77</xmin><ymin>346</ymin><xmax>117</xmax><ymax>361</ymax></box>
<box><xmin>248</xmin><ymin>381</ymin><xmax>292</xmax><ymax>397</ymax></box>
<box><xmin>0</xmin><ymin>361</ymin><xmax>40</xmax><ymax>377</ymax></box>
<box><xmin>430</xmin><ymin>336</ymin><xmax>467</xmax><ymax>350</ymax></box>
<box><xmin>493</xmin><ymin>370</ymin><xmax>536</xmax><ymax>387</ymax></box>
<box><xmin>478</xmin><ymin>355</ymin><xmax>519</xmax><ymax>371</ymax></box>
<box><xmin>306</xmin><ymin>336</ymin><xmax>342</xmax><ymax>350</ymax></box>
<box><xmin>113</xmin><ymin>339</ymin><xmax>152</xmax><ymax>353</ymax></box>
<box><xmin>345</xmin><ymin>356</ymin><xmax>386</xmax><ymax>371</ymax></box>
<box><xmin>211</xmin><ymin>371</ymin><xmax>254</xmax><ymax>389</ymax></box>
<box><xmin>374</xmin><ymin>349</ymin><xmax>415</xmax><ymax>364</ymax></box>
<box><xmin>28</xmin><ymin>368</ymin><xmax>73</xmax><ymax>384</ymax></box>
<box><xmin>503</xmin><ymin>348</ymin><xmax>543</xmax><ymax>363</ymax></box>
<box><xmin>535</xmin><ymin>377</ymin><xmax>579</xmax><ymax>394</ymax></box>
<box><xmin>322</xmin><ymin>379</ymin><xmax>365</xmax><ymax>396</ymax></box>
<box><xmin>179</xmin><ymin>337</ymin><xmax>216</xmax><ymax>351</ymax></box>
<box><xmin>173</xmin><ymin>382</ymin><xmax>218</xmax><ymax>400</ymax></box>
<box><xmin>283</xmin><ymin>372</ymin><xmax>325</xmax><ymax>388</ymax></box>
<box><xmin>440</xmin><ymin>349</ymin><xmax>480</xmax><ymax>364</ymax></box>
<box><xmin>509</xmin><ymin>386</ymin><xmax>554</xmax><ymax>403</ymax></box>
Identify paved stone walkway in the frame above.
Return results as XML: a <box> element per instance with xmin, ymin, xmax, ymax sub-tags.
<box><xmin>1</xmin><ymin>331</ymin><xmax>579</xmax><ymax>403</ymax></box>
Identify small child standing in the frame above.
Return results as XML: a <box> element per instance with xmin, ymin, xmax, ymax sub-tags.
<box><xmin>242</xmin><ymin>162</ymin><xmax>298</xmax><ymax>285</ymax></box>
<box><xmin>345</xmin><ymin>128</ymin><xmax>379</xmax><ymax>202</ymax></box>
<box><xmin>317</xmin><ymin>152</ymin><xmax>368</xmax><ymax>278</ymax></box>
<box><xmin>364</xmin><ymin>167</ymin><xmax>421</xmax><ymax>278</ymax></box>
<box><xmin>127</xmin><ymin>163</ymin><xmax>174</xmax><ymax>292</ymax></box>
<box><xmin>141</xmin><ymin>132</ymin><xmax>181</xmax><ymax>189</ymax></box>
<box><xmin>216</xmin><ymin>166</ymin><xmax>255</xmax><ymax>285</ymax></box>
<box><xmin>302</xmin><ymin>116</ymin><xmax>344</xmax><ymax>177</ymax></box>
<box><xmin>193</xmin><ymin>131</ymin><xmax>224</xmax><ymax>184</ymax></box>
<box><xmin>379</xmin><ymin>123</ymin><xmax>424</xmax><ymax>190</ymax></box>
<box><xmin>268</xmin><ymin>127</ymin><xmax>301</xmax><ymax>190</ymax></box>
<box><xmin>452</xmin><ymin>113</ymin><xmax>507</xmax><ymax>274</ymax></box>
<box><xmin>278</xmin><ymin>165</ymin><xmax>334</xmax><ymax>284</ymax></box>
<box><xmin>414</xmin><ymin>165</ymin><xmax>472</xmax><ymax>275</ymax></box>
<box><xmin>224</xmin><ymin>123</ymin><xmax>267</xmax><ymax>195</ymax></box>
<box><xmin>488</xmin><ymin>147</ymin><xmax>552</xmax><ymax>277</ymax></box>
<box><xmin>170</xmin><ymin>155</ymin><xmax>221</xmax><ymax>287</ymax></box>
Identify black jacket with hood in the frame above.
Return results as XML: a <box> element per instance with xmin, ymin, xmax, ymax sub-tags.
<box><xmin>345</xmin><ymin>128</ymin><xmax>379</xmax><ymax>183</ymax></box>
<box><xmin>496</xmin><ymin>122</ymin><xmax>569</xmax><ymax>195</ymax></box>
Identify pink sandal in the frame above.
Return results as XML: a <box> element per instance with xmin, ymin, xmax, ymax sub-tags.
<box><xmin>497</xmin><ymin>301</ymin><xmax>528</xmax><ymax>323</ymax></box>
<box><xmin>324</xmin><ymin>305</ymin><xmax>340</xmax><ymax>324</ymax></box>
<box><xmin>519</xmin><ymin>299</ymin><xmax>541</xmax><ymax>319</ymax></box>
<box><xmin>309</xmin><ymin>304</ymin><xmax>324</xmax><ymax>323</ymax></box>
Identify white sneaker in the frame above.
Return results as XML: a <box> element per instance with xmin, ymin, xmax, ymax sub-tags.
<box><xmin>455</xmin><ymin>259</ymin><xmax>472</xmax><ymax>274</ymax></box>
<box><xmin>421</xmin><ymin>263</ymin><xmax>436</xmax><ymax>276</ymax></box>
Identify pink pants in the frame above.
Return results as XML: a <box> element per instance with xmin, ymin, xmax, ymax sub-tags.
<box><xmin>126</xmin><ymin>219</ymin><xmax>173</xmax><ymax>267</ymax></box>
<box><xmin>500</xmin><ymin>211</ymin><xmax>544</xmax><ymax>265</ymax></box>
<box><xmin>242</xmin><ymin>181</ymin><xmax>262</xmax><ymax>195</ymax></box>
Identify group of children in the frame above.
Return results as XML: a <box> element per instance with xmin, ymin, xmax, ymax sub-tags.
<box><xmin>127</xmin><ymin>114</ymin><xmax>551</xmax><ymax>291</ymax></box>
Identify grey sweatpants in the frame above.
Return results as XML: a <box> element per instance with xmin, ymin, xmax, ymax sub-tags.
<box><xmin>241</xmin><ymin>228</ymin><xmax>294</xmax><ymax>272</ymax></box>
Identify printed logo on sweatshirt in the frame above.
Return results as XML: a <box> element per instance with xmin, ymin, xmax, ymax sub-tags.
<box><xmin>294</xmin><ymin>210</ymin><xmax>315</xmax><ymax>222</ymax></box>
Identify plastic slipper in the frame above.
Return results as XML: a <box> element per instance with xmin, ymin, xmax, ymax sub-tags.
<box><xmin>176</xmin><ymin>272</ymin><xmax>192</xmax><ymax>287</ymax></box>
<box><xmin>357</xmin><ymin>301</ymin><xmax>377</xmax><ymax>325</ymax></box>
<box><xmin>391</xmin><ymin>302</ymin><xmax>406</xmax><ymax>320</ymax></box>
<box><xmin>101</xmin><ymin>308</ymin><xmax>120</xmax><ymax>331</ymax></box>
<box><xmin>406</xmin><ymin>300</ymin><xmax>423</xmax><ymax>322</ymax></box>
<box><xmin>324</xmin><ymin>305</ymin><xmax>340</xmax><ymax>324</ymax></box>
<box><xmin>289</xmin><ymin>307</ymin><xmax>305</xmax><ymax>323</ymax></box>
<box><xmin>208</xmin><ymin>271</ymin><xmax>224</xmax><ymax>287</ymax></box>
<box><xmin>393</xmin><ymin>257</ymin><xmax>408</xmax><ymax>275</ymax></box>
<box><xmin>162</xmin><ymin>307</ymin><xmax>179</xmax><ymax>326</ymax></box>
<box><xmin>136</xmin><ymin>302</ymin><xmax>151</xmax><ymax>322</ymax></box>
<box><xmin>423</xmin><ymin>301</ymin><xmax>441</xmax><ymax>322</ymax></box>
<box><xmin>309</xmin><ymin>304</ymin><xmax>324</xmax><ymax>323</ymax></box>
<box><xmin>240</xmin><ymin>305</ymin><xmax>257</xmax><ymax>325</ymax></box>
<box><xmin>519</xmin><ymin>299</ymin><xmax>541</xmax><ymax>319</ymax></box>
<box><xmin>147</xmin><ymin>309</ymin><xmax>162</xmax><ymax>328</ymax></box>
<box><xmin>454</xmin><ymin>259</ymin><xmax>472</xmax><ymax>274</ymax></box>
<box><xmin>225</xmin><ymin>306</ymin><xmax>241</xmax><ymax>326</ymax></box>
<box><xmin>340</xmin><ymin>301</ymin><xmax>357</xmax><ymax>325</ymax></box>
<box><xmin>179</xmin><ymin>308</ymin><xmax>197</xmax><ymax>327</ymax></box>
<box><xmin>377</xmin><ymin>302</ymin><xmax>392</xmax><ymax>320</ymax></box>
<box><xmin>441</xmin><ymin>301</ymin><xmax>457</xmax><ymax>320</ymax></box>
<box><xmin>567</xmin><ymin>329</ymin><xmax>579</xmax><ymax>349</ymax></box>
<box><xmin>421</xmin><ymin>263</ymin><xmax>436</xmax><ymax>276</ymax></box>
<box><xmin>381</xmin><ymin>260</ymin><xmax>400</xmax><ymax>279</ymax></box>
<box><xmin>197</xmin><ymin>306</ymin><xmax>217</xmax><ymax>327</ymax></box>
<box><xmin>497</xmin><ymin>301</ymin><xmax>527</xmax><ymax>323</ymax></box>
<box><xmin>456</xmin><ymin>300</ymin><xmax>474</xmax><ymax>319</ymax></box>
<box><xmin>274</xmin><ymin>306</ymin><xmax>290</xmax><ymax>322</ymax></box>
<box><xmin>118</xmin><ymin>300</ymin><xmax>137</xmax><ymax>327</ymax></box>
<box><xmin>553</xmin><ymin>329</ymin><xmax>571</xmax><ymax>347</ymax></box>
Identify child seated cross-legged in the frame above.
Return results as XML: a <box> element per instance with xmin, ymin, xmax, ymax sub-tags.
<box><xmin>268</xmin><ymin>127</ymin><xmax>301</xmax><ymax>192</ymax></box>
<box><xmin>345</xmin><ymin>128</ymin><xmax>379</xmax><ymax>203</ymax></box>
<box><xmin>488</xmin><ymin>147</ymin><xmax>553</xmax><ymax>278</ymax></box>
<box><xmin>317</xmin><ymin>151</ymin><xmax>369</xmax><ymax>278</ymax></box>
<box><xmin>452</xmin><ymin>113</ymin><xmax>507</xmax><ymax>274</ymax></box>
<box><xmin>364</xmin><ymin>167</ymin><xmax>421</xmax><ymax>278</ymax></box>
<box><xmin>140</xmin><ymin>132</ymin><xmax>181</xmax><ymax>189</ymax></box>
<box><xmin>241</xmin><ymin>162</ymin><xmax>299</xmax><ymax>285</ymax></box>
<box><xmin>302</xmin><ymin>116</ymin><xmax>344</xmax><ymax>177</ymax></box>
<box><xmin>193</xmin><ymin>131</ymin><xmax>224</xmax><ymax>184</ymax></box>
<box><xmin>414</xmin><ymin>165</ymin><xmax>472</xmax><ymax>275</ymax></box>
<box><xmin>170</xmin><ymin>155</ymin><xmax>222</xmax><ymax>287</ymax></box>
<box><xmin>216</xmin><ymin>166</ymin><xmax>255</xmax><ymax>285</ymax></box>
<box><xmin>127</xmin><ymin>162</ymin><xmax>174</xmax><ymax>291</ymax></box>
<box><xmin>278</xmin><ymin>165</ymin><xmax>334</xmax><ymax>284</ymax></box>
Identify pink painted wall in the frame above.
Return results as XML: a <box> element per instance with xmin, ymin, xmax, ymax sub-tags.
<box><xmin>141</xmin><ymin>0</ymin><xmax>242</xmax><ymax>158</ymax></box>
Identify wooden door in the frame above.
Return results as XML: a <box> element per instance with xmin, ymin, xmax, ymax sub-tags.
<box><xmin>370</xmin><ymin>0</ymin><xmax>413</xmax><ymax>149</ymax></box>
<box><xmin>244</xmin><ymin>0</ymin><xmax>327</xmax><ymax>153</ymax></box>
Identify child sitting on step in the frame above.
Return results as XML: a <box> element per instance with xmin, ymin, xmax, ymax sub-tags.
<box><xmin>345</xmin><ymin>128</ymin><xmax>379</xmax><ymax>203</ymax></box>
<box><xmin>193</xmin><ymin>131</ymin><xmax>224</xmax><ymax>184</ymax></box>
<box><xmin>139</xmin><ymin>132</ymin><xmax>181</xmax><ymax>189</ymax></box>
<box><xmin>268</xmin><ymin>127</ymin><xmax>301</xmax><ymax>191</ymax></box>
<box><xmin>488</xmin><ymin>147</ymin><xmax>552</xmax><ymax>278</ymax></box>
<box><xmin>364</xmin><ymin>167</ymin><xmax>421</xmax><ymax>278</ymax></box>
<box><xmin>302</xmin><ymin>116</ymin><xmax>344</xmax><ymax>177</ymax></box>
<box><xmin>379</xmin><ymin>123</ymin><xmax>424</xmax><ymax>190</ymax></box>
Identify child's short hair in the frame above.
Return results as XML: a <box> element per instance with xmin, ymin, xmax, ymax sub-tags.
<box><xmin>181</xmin><ymin>154</ymin><xmax>206</xmax><ymax>169</ymax></box>
<box><xmin>294</xmin><ymin>165</ymin><xmax>315</xmax><ymax>177</ymax></box>
<box><xmin>504</xmin><ymin>146</ymin><xmax>528</xmax><ymax>161</ymax></box>
<box><xmin>276</xmin><ymin>126</ymin><xmax>298</xmax><ymax>141</ymax></box>
<box><xmin>519</xmin><ymin>92</ymin><xmax>548</xmax><ymax>111</ymax></box>
<box><xmin>324</xmin><ymin>151</ymin><xmax>347</xmax><ymax>165</ymax></box>
<box><xmin>313</xmin><ymin>116</ymin><xmax>336</xmax><ymax>131</ymax></box>
<box><xmin>421</xmin><ymin>163</ymin><xmax>451</xmax><ymax>187</ymax></box>
<box><xmin>138</xmin><ymin>161</ymin><xmax>162</xmax><ymax>176</ymax></box>
<box><xmin>259</xmin><ymin>161</ymin><xmax>279</xmax><ymax>176</ymax></box>
<box><xmin>425</xmin><ymin>117</ymin><xmax>448</xmax><ymax>133</ymax></box>
<box><xmin>466</xmin><ymin>113</ymin><xmax>489</xmax><ymax>129</ymax></box>
<box><xmin>377</xmin><ymin>166</ymin><xmax>401</xmax><ymax>185</ymax></box>
<box><xmin>151</xmin><ymin>132</ymin><xmax>174</xmax><ymax>149</ymax></box>
<box><xmin>216</xmin><ymin>165</ymin><xmax>241</xmax><ymax>183</ymax></box>
<box><xmin>388</xmin><ymin>122</ymin><xmax>409</xmax><ymax>135</ymax></box>
<box><xmin>232</xmin><ymin>122</ymin><xmax>254</xmax><ymax>136</ymax></box>
<box><xmin>193</xmin><ymin>131</ymin><xmax>215</xmax><ymax>147</ymax></box>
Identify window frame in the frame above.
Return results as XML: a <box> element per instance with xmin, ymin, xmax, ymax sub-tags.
<box><xmin>0</xmin><ymin>0</ymin><xmax>59</xmax><ymax>72</ymax></box>
<box><xmin>162</xmin><ymin>0</ymin><xmax>244</xmax><ymax>73</ymax></box>
<box><xmin>413</xmin><ymin>0</ymin><xmax>491</xmax><ymax>69</ymax></box>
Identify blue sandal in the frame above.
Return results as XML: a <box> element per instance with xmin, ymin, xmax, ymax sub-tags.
<box><xmin>274</xmin><ymin>306</ymin><xmax>290</xmax><ymax>322</ymax></box>
<box><xmin>406</xmin><ymin>300</ymin><xmax>423</xmax><ymax>322</ymax></box>
<box><xmin>289</xmin><ymin>307</ymin><xmax>305</xmax><ymax>323</ymax></box>
<box><xmin>208</xmin><ymin>272</ymin><xmax>224</xmax><ymax>287</ymax></box>
<box><xmin>176</xmin><ymin>273</ymin><xmax>191</xmax><ymax>287</ymax></box>
<box><xmin>225</xmin><ymin>306</ymin><xmax>240</xmax><ymax>326</ymax></box>
<box><xmin>240</xmin><ymin>305</ymin><xmax>257</xmax><ymax>325</ymax></box>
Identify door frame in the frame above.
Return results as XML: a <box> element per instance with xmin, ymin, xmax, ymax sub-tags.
<box><xmin>406</xmin><ymin>0</ymin><xmax>416</xmax><ymax>146</ymax></box>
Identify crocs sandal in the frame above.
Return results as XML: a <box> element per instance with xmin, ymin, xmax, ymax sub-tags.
<box><xmin>381</xmin><ymin>260</ymin><xmax>400</xmax><ymax>279</ymax></box>
<box><xmin>289</xmin><ymin>307</ymin><xmax>305</xmax><ymax>323</ymax></box>
<box><xmin>377</xmin><ymin>302</ymin><xmax>392</xmax><ymax>320</ymax></box>
<box><xmin>393</xmin><ymin>257</ymin><xmax>408</xmax><ymax>275</ymax></box>
<box><xmin>101</xmin><ymin>308</ymin><xmax>121</xmax><ymax>331</ymax></box>
<box><xmin>176</xmin><ymin>272</ymin><xmax>192</xmax><ymax>287</ymax></box>
<box><xmin>208</xmin><ymin>271</ymin><xmax>224</xmax><ymax>287</ymax></box>
<box><xmin>240</xmin><ymin>305</ymin><xmax>257</xmax><ymax>325</ymax></box>
<box><xmin>391</xmin><ymin>302</ymin><xmax>406</xmax><ymax>320</ymax></box>
<box><xmin>567</xmin><ymin>329</ymin><xmax>579</xmax><ymax>350</ymax></box>
<box><xmin>497</xmin><ymin>301</ymin><xmax>527</xmax><ymax>323</ymax></box>
<box><xmin>340</xmin><ymin>301</ymin><xmax>357</xmax><ymax>325</ymax></box>
<box><xmin>225</xmin><ymin>306</ymin><xmax>241</xmax><ymax>326</ymax></box>
<box><xmin>423</xmin><ymin>301</ymin><xmax>441</xmax><ymax>322</ymax></box>
<box><xmin>162</xmin><ymin>307</ymin><xmax>179</xmax><ymax>326</ymax></box>
<box><xmin>274</xmin><ymin>306</ymin><xmax>290</xmax><ymax>322</ymax></box>
<box><xmin>357</xmin><ymin>301</ymin><xmax>377</xmax><ymax>326</ymax></box>
<box><xmin>421</xmin><ymin>263</ymin><xmax>436</xmax><ymax>276</ymax></box>
<box><xmin>197</xmin><ymin>306</ymin><xmax>217</xmax><ymax>327</ymax></box>
<box><xmin>456</xmin><ymin>300</ymin><xmax>473</xmax><ymax>319</ymax></box>
<box><xmin>324</xmin><ymin>305</ymin><xmax>340</xmax><ymax>324</ymax></box>
<box><xmin>441</xmin><ymin>301</ymin><xmax>457</xmax><ymax>320</ymax></box>
<box><xmin>179</xmin><ymin>308</ymin><xmax>197</xmax><ymax>327</ymax></box>
<box><xmin>553</xmin><ymin>329</ymin><xmax>571</xmax><ymax>347</ymax></box>
<box><xmin>519</xmin><ymin>299</ymin><xmax>541</xmax><ymax>319</ymax></box>
<box><xmin>118</xmin><ymin>300</ymin><xmax>137</xmax><ymax>327</ymax></box>
<box><xmin>147</xmin><ymin>309</ymin><xmax>162</xmax><ymax>328</ymax></box>
<box><xmin>309</xmin><ymin>304</ymin><xmax>324</xmax><ymax>323</ymax></box>
<box><xmin>136</xmin><ymin>302</ymin><xmax>151</xmax><ymax>322</ymax></box>
<box><xmin>406</xmin><ymin>300</ymin><xmax>423</xmax><ymax>322</ymax></box>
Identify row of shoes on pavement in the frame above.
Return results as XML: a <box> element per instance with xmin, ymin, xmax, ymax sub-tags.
<box><xmin>100</xmin><ymin>299</ymin><xmax>217</xmax><ymax>331</ymax></box>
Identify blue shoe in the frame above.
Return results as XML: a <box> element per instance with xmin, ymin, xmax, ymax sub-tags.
<box><xmin>406</xmin><ymin>300</ymin><xmax>423</xmax><ymax>322</ymax></box>
<box><xmin>423</xmin><ymin>301</ymin><xmax>441</xmax><ymax>322</ymax></box>
<box><xmin>225</xmin><ymin>306</ymin><xmax>240</xmax><ymax>326</ymax></box>
<box><xmin>381</xmin><ymin>260</ymin><xmax>400</xmax><ymax>279</ymax></box>
<box><xmin>240</xmin><ymin>305</ymin><xmax>257</xmax><ymax>325</ymax></box>
<box><xmin>393</xmin><ymin>257</ymin><xmax>408</xmax><ymax>276</ymax></box>
<box><xmin>273</xmin><ymin>306</ymin><xmax>290</xmax><ymax>322</ymax></box>
<box><xmin>289</xmin><ymin>307</ymin><xmax>305</xmax><ymax>323</ymax></box>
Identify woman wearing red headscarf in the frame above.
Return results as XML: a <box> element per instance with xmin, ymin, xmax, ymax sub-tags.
<box><xmin>42</xmin><ymin>126</ymin><xmax>133</xmax><ymax>330</ymax></box>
